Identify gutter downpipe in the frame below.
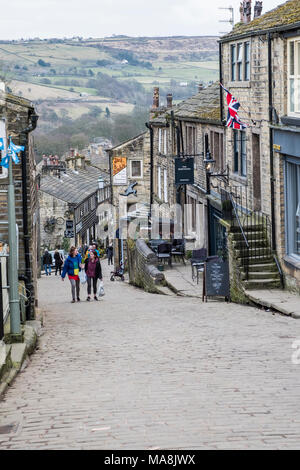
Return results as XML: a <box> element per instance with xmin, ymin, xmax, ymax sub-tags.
<box><xmin>268</xmin><ymin>32</ymin><xmax>276</xmax><ymax>251</ymax></box>
<box><xmin>145</xmin><ymin>122</ymin><xmax>154</xmax><ymax>234</ymax></box>
<box><xmin>20</xmin><ymin>111</ymin><xmax>38</xmax><ymax>320</ymax></box>
<box><xmin>219</xmin><ymin>41</ymin><xmax>224</xmax><ymax>123</ymax></box>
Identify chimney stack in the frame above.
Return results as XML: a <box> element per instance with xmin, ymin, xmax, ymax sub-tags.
<box><xmin>166</xmin><ymin>93</ymin><xmax>173</xmax><ymax>108</ymax></box>
<box><xmin>240</xmin><ymin>0</ymin><xmax>252</xmax><ymax>24</ymax></box>
<box><xmin>254</xmin><ymin>1</ymin><xmax>263</xmax><ymax>18</ymax></box>
<box><xmin>152</xmin><ymin>87</ymin><xmax>159</xmax><ymax>109</ymax></box>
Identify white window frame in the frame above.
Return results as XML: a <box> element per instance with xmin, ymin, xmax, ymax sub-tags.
<box><xmin>158</xmin><ymin>128</ymin><xmax>162</xmax><ymax>153</ymax></box>
<box><xmin>288</xmin><ymin>38</ymin><xmax>300</xmax><ymax>116</ymax></box>
<box><xmin>163</xmin><ymin>129</ymin><xmax>167</xmax><ymax>155</ymax></box>
<box><xmin>158</xmin><ymin>166</ymin><xmax>161</xmax><ymax>199</ymax></box>
<box><xmin>163</xmin><ymin>169</ymin><xmax>168</xmax><ymax>203</ymax></box>
<box><xmin>130</xmin><ymin>160</ymin><xmax>143</xmax><ymax>179</ymax></box>
<box><xmin>230</xmin><ymin>40</ymin><xmax>251</xmax><ymax>83</ymax></box>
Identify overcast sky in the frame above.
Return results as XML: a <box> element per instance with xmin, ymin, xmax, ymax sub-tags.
<box><xmin>0</xmin><ymin>0</ymin><xmax>283</xmax><ymax>40</ymax></box>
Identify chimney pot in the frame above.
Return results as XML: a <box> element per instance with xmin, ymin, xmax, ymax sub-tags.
<box><xmin>240</xmin><ymin>0</ymin><xmax>252</xmax><ymax>24</ymax></box>
<box><xmin>166</xmin><ymin>93</ymin><xmax>173</xmax><ymax>108</ymax></box>
<box><xmin>254</xmin><ymin>1</ymin><xmax>263</xmax><ymax>18</ymax></box>
<box><xmin>152</xmin><ymin>87</ymin><xmax>159</xmax><ymax>109</ymax></box>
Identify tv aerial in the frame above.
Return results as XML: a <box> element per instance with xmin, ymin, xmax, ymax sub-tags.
<box><xmin>219</xmin><ymin>6</ymin><xmax>234</xmax><ymax>34</ymax></box>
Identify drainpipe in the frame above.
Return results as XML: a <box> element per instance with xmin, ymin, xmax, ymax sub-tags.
<box><xmin>145</xmin><ymin>122</ymin><xmax>154</xmax><ymax>217</ymax></box>
<box><xmin>219</xmin><ymin>41</ymin><xmax>224</xmax><ymax>123</ymax></box>
<box><xmin>19</xmin><ymin>111</ymin><xmax>39</xmax><ymax>320</ymax></box>
<box><xmin>268</xmin><ymin>32</ymin><xmax>276</xmax><ymax>251</ymax></box>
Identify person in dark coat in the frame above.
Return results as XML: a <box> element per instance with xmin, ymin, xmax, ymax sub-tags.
<box><xmin>54</xmin><ymin>249</ymin><xmax>64</xmax><ymax>275</ymax></box>
<box><xmin>42</xmin><ymin>250</ymin><xmax>53</xmax><ymax>276</ymax></box>
<box><xmin>106</xmin><ymin>244</ymin><xmax>113</xmax><ymax>265</ymax></box>
<box><xmin>84</xmin><ymin>251</ymin><xmax>102</xmax><ymax>301</ymax></box>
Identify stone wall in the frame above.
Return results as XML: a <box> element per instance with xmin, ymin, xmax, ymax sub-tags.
<box><xmin>110</xmin><ymin>131</ymin><xmax>151</xmax><ymax>267</ymax></box>
<box><xmin>127</xmin><ymin>239</ymin><xmax>165</xmax><ymax>294</ymax></box>
<box><xmin>38</xmin><ymin>191</ymin><xmax>70</xmax><ymax>251</ymax></box>
<box><xmin>0</xmin><ymin>92</ymin><xmax>38</xmax><ymax>317</ymax></box>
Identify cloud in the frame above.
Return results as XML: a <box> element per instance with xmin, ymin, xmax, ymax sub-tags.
<box><xmin>0</xmin><ymin>0</ymin><xmax>284</xmax><ymax>40</ymax></box>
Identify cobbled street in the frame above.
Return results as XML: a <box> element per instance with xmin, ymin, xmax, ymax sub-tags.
<box><xmin>0</xmin><ymin>261</ymin><xmax>300</xmax><ymax>450</ymax></box>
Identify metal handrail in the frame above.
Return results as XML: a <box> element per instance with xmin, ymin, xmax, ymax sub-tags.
<box><xmin>228</xmin><ymin>191</ymin><xmax>249</xmax><ymax>248</ymax></box>
<box><xmin>273</xmin><ymin>254</ymin><xmax>284</xmax><ymax>289</ymax></box>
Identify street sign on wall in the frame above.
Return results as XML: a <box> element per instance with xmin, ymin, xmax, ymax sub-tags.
<box><xmin>175</xmin><ymin>158</ymin><xmax>194</xmax><ymax>185</ymax></box>
<box><xmin>113</xmin><ymin>157</ymin><xmax>127</xmax><ymax>185</ymax></box>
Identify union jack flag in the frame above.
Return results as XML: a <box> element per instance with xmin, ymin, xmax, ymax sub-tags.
<box><xmin>220</xmin><ymin>83</ymin><xmax>248</xmax><ymax>130</ymax></box>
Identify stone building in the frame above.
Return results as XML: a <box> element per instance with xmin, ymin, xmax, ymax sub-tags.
<box><xmin>219</xmin><ymin>0</ymin><xmax>300</xmax><ymax>293</ymax></box>
<box><xmin>149</xmin><ymin>83</ymin><xmax>223</xmax><ymax>251</ymax></box>
<box><xmin>108</xmin><ymin>131</ymin><xmax>151</xmax><ymax>266</ymax></box>
<box><xmin>39</xmin><ymin>152</ymin><xmax>110</xmax><ymax>251</ymax></box>
<box><xmin>0</xmin><ymin>84</ymin><xmax>39</xmax><ymax>321</ymax></box>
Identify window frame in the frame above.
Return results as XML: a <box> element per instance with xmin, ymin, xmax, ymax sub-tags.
<box><xmin>230</xmin><ymin>40</ymin><xmax>251</xmax><ymax>83</ymax></box>
<box><xmin>233</xmin><ymin>129</ymin><xmax>247</xmax><ymax>177</ymax></box>
<box><xmin>287</xmin><ymin>38</ymin><xmax>300</xmax><ymax>116</ymax></box>
<box><xmin>130</xmin><ymin>159</ymin><xmax>143</xmax><ymax>179</ymax></box>
<box><xmin>285</xmin><ymin>157</ymin><xmax>300</xmax><ymax>260</ymax></box>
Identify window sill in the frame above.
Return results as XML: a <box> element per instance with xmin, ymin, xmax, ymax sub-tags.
<box><xmin>230</xmin><ymin>173</ymin><xmax>248</xmax><ymax>185</ymax></box>
<box><xmin>284</xmin><ymin>255</ymin><xmax>300</xmax><ymax>271</ymax></box>
<box><xmin>227</xmin><ymin>81</ymin><xmax>251</xmax><ymax>88</ymax></box>
<box><xmin>281</xmin><ymin>116</ymin><xmax>300</xmax><ymax>127</ymax></box>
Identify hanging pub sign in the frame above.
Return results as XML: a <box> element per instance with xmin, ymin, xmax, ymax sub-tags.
<box><xmin>175</xmin><ymin>158</ymin><xmax>194</xmax><ymax>185</ymax></box>
<box><xmin>113</xmin><ymin>157</ymin><xmax>127</xmax><ymax>185</ymax></box>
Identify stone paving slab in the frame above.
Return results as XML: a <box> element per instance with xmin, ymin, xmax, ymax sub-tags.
<box><xmin>0</xmin><ymin>260</ymin><xmax>300</xmax><ymax>449</ymax></box>
<box><xmin>245</xmin><ymin>289</ymin><xmax>300</xmax><ymax>319</ymax></box>
<box><xmin>163</xmin><ymin>262</ymin><xmax>203</xmax><ymax>298</ymax></box>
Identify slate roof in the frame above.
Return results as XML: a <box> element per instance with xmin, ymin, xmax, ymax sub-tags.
<box><xmin>151</xmin><ymin>82</ymin><xmax>220</xmax><ymax>124</ymax></box>
<box><xmin>221</xmin><ymin>0</ymin><xmax>300</xmax><ymax>41</ymax></box>
<box><xmin>39</xmin><ymin>166</ymin><xmax>108</xmax><ymax>206</ymax></box>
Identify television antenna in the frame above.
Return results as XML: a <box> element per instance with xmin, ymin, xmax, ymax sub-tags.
<box><xmin>218</xmin><ymin>6</ymin><xmax>234</xmax><ymax>34</ymax></box>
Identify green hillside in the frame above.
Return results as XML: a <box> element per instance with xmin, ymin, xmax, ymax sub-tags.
<box><xmin>0</xmin><ymin>35</ymin><xmax>219</xmax><ymax>155</ymax></box>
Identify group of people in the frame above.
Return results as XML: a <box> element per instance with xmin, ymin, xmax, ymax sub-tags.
<box><xmin>42</xmin><ymin>249</ymin><xmax>64</xmax><ymax>276</ymax></box>
<box><xmin>43</xmin><ymin>242</ymin><xmax>113</xmax><ymax>303</ymax></box>
<box><xmin>61</xmin><ymin>246</ymin><xmax>103</xmax><ymax>303</ymax></box>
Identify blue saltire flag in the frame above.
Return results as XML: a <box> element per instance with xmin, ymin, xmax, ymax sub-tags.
<box><xmin>0</xmin><ymin>138</ymin><xmax>25</xmax><ymax>168</ymax></box>
<box><xmin>0</xmin><ymin>153</ymin><xmax>9</xmax><ymax>168</ymax></box>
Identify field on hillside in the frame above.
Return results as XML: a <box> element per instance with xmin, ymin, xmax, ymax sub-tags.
<box><xmin>0</xmin><ymin>36</ymin><xmax>219</xmax><ymax>155</ymax></box>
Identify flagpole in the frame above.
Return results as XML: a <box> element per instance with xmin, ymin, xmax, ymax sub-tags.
<box><xmin>7</xmin><ymin>143</ymin><xmax>21</xmax><ymax>341</ymax></box>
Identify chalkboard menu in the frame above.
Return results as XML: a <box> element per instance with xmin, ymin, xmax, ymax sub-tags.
<box><xmin>203</xmin><ymin>256</ymin><xmax>230</xmax><ymax>301</ymax></box>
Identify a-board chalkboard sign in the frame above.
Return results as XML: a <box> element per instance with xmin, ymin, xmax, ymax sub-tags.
<box><xmin>202</xmin><ymin>256</ymin><xmax>230</xmax><ymax>302</ymax></box>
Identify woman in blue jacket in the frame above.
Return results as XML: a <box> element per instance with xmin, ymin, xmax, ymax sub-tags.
<box><xmin>61</xmin><ymin>246</ymin><xmax>82</xmax><ymax>303</ymax></box>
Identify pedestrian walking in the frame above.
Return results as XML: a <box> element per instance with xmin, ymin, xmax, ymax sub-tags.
<box><xmin>106</xmin><ymin>243</ymin><xmax>113</xmax><ymax>265</ymax></box>
<box><xmin>61</xmin><ymin>246</ymin><xmax>82</xmax><ymax>303</ymax></box>
<box><xmin>43</xmin><ymin>250</ymin><xmax>53</xmax><ymax>276</ymax></box>
<box><xmin>92</xmin><ymin>243</ymin><xmax>100</xmax><ymax>258</ymax></box>
<box><xmin>84</xmin><ymin>251</ymin><xmax>103</xmax><ymax>301</ymax></box>
<box><xmin>54</xmin><ymin>249</ymin><xmax>64</xmax><ymax>275</ymax></box>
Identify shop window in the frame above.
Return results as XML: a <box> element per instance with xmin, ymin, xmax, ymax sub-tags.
<box><xmin>286</xmin><ymin>159</ymin><xmax>300</xmax><ymax>258</ymax></box>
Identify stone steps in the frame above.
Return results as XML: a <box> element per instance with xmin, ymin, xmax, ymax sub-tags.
<box><xmin>242</xmin><ymin>271</ymin><xmax>280</xmax><ymax>280</ymax></box>
<box><xmin>243</xmin><ymin>278</ymin><xmax>282</xmax><ymax>290</ymax></box>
